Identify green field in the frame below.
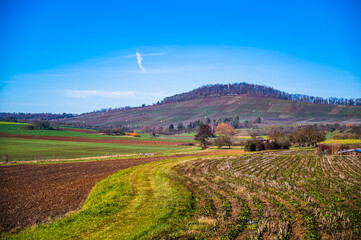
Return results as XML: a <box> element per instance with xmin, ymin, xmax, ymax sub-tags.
<box><xmin>0</xmin><ymin>122</ymin><xmax>197</xmax><ymax>162</ymax></box>
<box><xmin>5</xmin><ymin>151</ymin><xmax>361</xmax><ymax>239</ymax></box>
<box><xmin>0</xmin><ymin>138</ymin><xmax>183</xmax><ymax>162</ymax></box>
<box><xmin>0</xmin><ymin>123</ymin><xmax>145</xmax><ymax>139</ymax></box>
<box><xmin>0</xmin><ymin>122</ymin><xmax>193</xmax><ymax>142</ymax></box>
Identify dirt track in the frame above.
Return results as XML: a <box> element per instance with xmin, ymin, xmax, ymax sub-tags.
<box><xmin>0</xmin><ymin>150</ymin><xmax>244</xmax><ymax>233</ymax></box>
<box><xmin>0</xmin><ymin>133</ymin><xmax>183</xmax><ymax>146</ymax></box>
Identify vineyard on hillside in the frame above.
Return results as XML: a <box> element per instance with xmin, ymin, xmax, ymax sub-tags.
<box><xmin>171</xmin><ymin>151</ymin><xmax>361</xmax><ymax>239</ymax></box>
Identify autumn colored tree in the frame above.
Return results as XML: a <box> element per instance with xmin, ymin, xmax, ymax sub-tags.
<box><xmin>214</xmin><ymin>123</ymin><xmax>235</xmax><ymax>148</ymax></box>
<box><xmin>194</xmin><ymin>124</ymin><xmax>213</xmax><ymax>150</ymax></box>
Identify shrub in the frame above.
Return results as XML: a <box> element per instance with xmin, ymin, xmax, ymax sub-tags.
<box><xmin>21</xmin><ymin>121</ymin><xmax>54</xmax><ymax>130</ymax></box>
<box><xmin>244</xmin><ymin>139</ymin><xmax>290</xmax><ymax>152</ymax></box>
<box><xmin>244</xmin><ymin>140</ymin><xmax>257</xmax><ymax>151</ymax></box>
<box><xmin>214</xmin><ymin>136</ymin><xmax>233</xmax><ymax>149</ymax></box>
<box><xmin>32</xmin><ymin>120</ymin><xmax>53</xmax><ymax>130</ymax></box>
<box><xmin>99</xmin><ymin>127</ymin><xmax>125</xmax><ymax>136</ymax></box>
<box><xmin>21</xmin><ymin>125</ymin><xmax>35</xmax><ymax>130</ymax></box>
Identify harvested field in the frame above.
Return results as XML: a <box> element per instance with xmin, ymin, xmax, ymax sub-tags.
<box><xmin>0</xmin><ymin>133</ymin><xmax>183</xmax><ymax>146</ymax></box>
<box><xmin>174</xmin><ymin>151</ymin><xmax>361</xmax><ymax>239</ymax></box>
<box><xmin>0</xmin><ymin>149</ymin><xmax>243</xmax><ymax>233</ymax></box>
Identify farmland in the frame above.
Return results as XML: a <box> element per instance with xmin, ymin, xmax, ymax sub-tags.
<box><xmin>0</xmin><ymin>155</ymin><xmax>172</xmax><ymax>233</ymax></box>
<box><xmin>0</xmin><ymin>138</ymin><xmax>183</xmax><ymax>162</ymax></box>
<box><xmin>0</xmin><ymin>122</ymin><xmax>193</xmax><ymax>162</ymax></box>
<box><xmin>2</xmin><ymin>150</ymin><xmax>360</xmax><ymax>239</ymax></box>
<box><xmin>0</xmin><ymin>122</ymin><xmax>191</xmax><ymax>142</ymax></box>
<box><xmin>61</xmin><ymin>95</ymin><xmax>361</xmax><ymax>128</ymax></box>
<box><xmin>173</xmin><ymin>151</ymin><xmax>361</xmax><ymax>239</ymax></box>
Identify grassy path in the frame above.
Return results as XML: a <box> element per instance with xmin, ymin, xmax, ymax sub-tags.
<box><xmin>3</xmin><ymin>157</ymin><xmax>194</xmax><ymax>239</ymax></box>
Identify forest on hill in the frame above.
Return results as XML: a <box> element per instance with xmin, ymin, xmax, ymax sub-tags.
<box><xmin>161</xmin><ymin>82</ymin><xmax>361</xmax><ymax>106</ymax></box>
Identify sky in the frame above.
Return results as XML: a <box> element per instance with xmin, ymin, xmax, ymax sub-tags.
<box><xmin>0</xmin><ymin>0</ymin><xmax>360</xmax><ymax>113</ymax></box>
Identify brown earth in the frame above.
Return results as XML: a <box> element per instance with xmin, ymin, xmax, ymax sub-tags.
<box><xmin>0</xmin><ymin>149</ymin><xmax>244</xmax><ymax>233</ymax></box>
<box><xmin>0</xmin><ymin>133</ymin><xmax>183</xmax><ymax>146</ymax></box>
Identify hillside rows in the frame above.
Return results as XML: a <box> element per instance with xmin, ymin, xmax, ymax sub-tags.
<box><xmin>62</xmin><ymin>95</ymin><xmax>361</xmax><ymax>128</ymax></box>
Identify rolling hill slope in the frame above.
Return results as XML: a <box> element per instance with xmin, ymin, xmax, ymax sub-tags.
<box><xmin>61</xmin><ymin>95</ymin><xmax>361</xmax><ymax>128</ymax></box>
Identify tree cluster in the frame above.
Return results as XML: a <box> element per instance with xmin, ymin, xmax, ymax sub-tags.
<box><xmin>245</xmin><ymin>125</ymin><xmax>326</xmax><ymax>152</ymax></box>
<box><xmin>22</xmin><ymin>120</ymin><xmax>54</xmax><ymax>130</ymax></box>
<box><xmin>245</xmin><ymin>139</ymin><xmax>291</xmax><ymax>152</ymax></box>
<box><xmin>0</xmin><ymin>112</ymin><xmax>76</xmax><ymax>122</ymax></box>
<box><xmin>288</xmin><ymin>126</ymin><xmax>325</xmax><ymax>148</ymax></box>
<box><xmin>245</xmin><ymin>130</ymin><xmax>291</xmax><ymax>151</ymax></box>
<box><xmin>98</xmin><ymin>127</ymin><xmax>125</xmax><ymax>136</ymax></box>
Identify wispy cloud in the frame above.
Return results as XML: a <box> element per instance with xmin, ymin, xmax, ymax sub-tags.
<box><xmin>62</xmin><ymin>90</ymin><xmax>135</xmax><ymax>99</ymax></box>
<box><xmin>119</xmin><ymin>51</ymin><xmax>166</xmax><ymax>58</ymax></box>
<box><xmin>136</xmin><ymin>51</ymin><xmax>145</xmax><ymax>72</ymax></box>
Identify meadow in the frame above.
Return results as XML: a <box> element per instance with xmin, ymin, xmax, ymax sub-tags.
<box><xmin>0</xmin><ymin>122</ymin><xmax>193</xmax><ymax>142</ymax></box>
<box><xmin>0</xmin><ymin>122</ymin><xmax>195</xmax><ymax>161</ymax></box>
<box><xmin>3</xmin><ymin>150</ymin><xmax>360</xmax><ymax>239</ymax></box>
<box><xmin>0</xmin><ymin>138</ymin><xmax>183</xmax><ymax>162</ymax></box>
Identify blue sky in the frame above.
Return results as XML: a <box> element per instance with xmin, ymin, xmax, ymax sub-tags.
<box><xmin>1</xmin><ymin>0</ymin><xmax>360</xmax><ymax>113</ymax></box>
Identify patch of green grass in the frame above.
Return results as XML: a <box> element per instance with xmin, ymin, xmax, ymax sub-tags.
<box><xmin>325</xmin><ymin>130</ymin><xmax>339</xmax><ymax>140</ymax></box>
<box><xmin>4</xmin><ymin>157</ymin><xmax>195</xmax><ymax>239</ymax></box>
<box><xmin>157</xmin><ymin>135</ymin><xmax>195</xmax><ymax>142</ymax></box>
<box><xmin>0</xmin><ymin>138</ymin><xmax>182</xmax><ymax>161</ymax></box>
<box><xmin>0</xmin><ymin>123</ymin><xmax>112</xmax><ymax>138</ymax></box>
<box><xmin>173</xmin><ymin>132</ymin><xmax>196</xmax><ymax>137</ymax></box>
<box><xmin>235</xmin><ymin>136</ymin><xmax>251</xmax><ymax>139</ymax></box>
<box><xmin>0</xmin><ymin>123</ymin><xmax>192</xmax><ymax>142</ymax></box>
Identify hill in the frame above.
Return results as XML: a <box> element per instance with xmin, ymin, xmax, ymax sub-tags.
<box><xmin>161</xmin><ymin>82</ymin><xmax>361</xmax><ymax>106</ymax></box>
<box><xmin>61</xmin><ymin>94</ymin><xmax>361</xmax><ymax>129</ymax></box>
<box><xmin>4</xmin><ymin>83</ymin><xmax>360</xmax><ymax>128</ymax></box>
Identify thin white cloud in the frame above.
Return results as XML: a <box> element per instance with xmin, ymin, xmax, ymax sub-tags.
<box><xmin>136</xmin><ymin>51</ymin><xmax>145</xmax><ymax>72</ymax></box>
<box><xmin>119</xmin><ymin>51</ymin><xmax>166</xmax><ymax>58</ymax></box>
<box><xmin>62</xmin><ymin>90</ymin><xmax>135</xmax><ymax>99</ymax></box>
<box><xmin>142</xmin><ymin>52</ymin><xmax>166</xmax><ymax>57</ymax></box>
